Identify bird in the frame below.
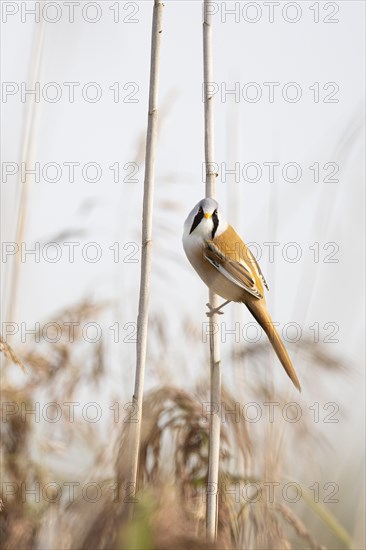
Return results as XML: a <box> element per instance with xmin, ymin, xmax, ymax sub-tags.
<box><xmin>182</xmin><ymin>197</ymin><xmax>301</xmax><ymax>391</ymax></box>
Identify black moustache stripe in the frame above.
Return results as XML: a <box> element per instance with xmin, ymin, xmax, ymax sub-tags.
<box><xmin>189</xmin><ymin>210</ymin><xmax>204</xmax><ymax>234</ymax></box>
<box><xmin>212</xmin><ymin>211</ymin><xmax>219</xmax><ymax>239</ymax></box>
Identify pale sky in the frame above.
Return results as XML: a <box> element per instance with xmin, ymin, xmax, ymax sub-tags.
<box><xmin>1</xmin><ymin>2</ymin><xmax>365</xmax><ymax>544</ymax></box>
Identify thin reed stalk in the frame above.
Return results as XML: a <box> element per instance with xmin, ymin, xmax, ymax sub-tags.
<box><xmin>203</xmin><ymin>0</ymin><xmax>221</xmax><ymax>541</ymax></box>
<box><xmin>5</xmin><ymin>15</ymin><xmax>46</xmax><ymax>329</ymax></box>
<box><xmin>125</xmin><ymin>0</ymin><xmax>164</xmax><ymax>509</ymax></box>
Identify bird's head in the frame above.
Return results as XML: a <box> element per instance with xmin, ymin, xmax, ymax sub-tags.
<box><xmin>184</xmin><ymin>198</ymin><xmax>228</xmax><ymax>241</ymax></box>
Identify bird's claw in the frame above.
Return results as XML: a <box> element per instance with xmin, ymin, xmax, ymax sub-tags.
<box><xmin>206</xmin><ymin>302</ymin><xmax>224</xmax><ymax>318</ymax></box>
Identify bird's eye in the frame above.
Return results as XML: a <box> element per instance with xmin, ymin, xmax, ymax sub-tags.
<box><xmin>213</xmin><ymin>209</ymin><xmax>217</xmax><ymax>216</ymax></box>
<box><xmin>198</xmin><ymin>206</ymin><xmax>203</xmax><ymax>213</ymax></box>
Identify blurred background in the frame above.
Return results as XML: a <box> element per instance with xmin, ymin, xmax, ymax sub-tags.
<box><xmin>1</xmin><ymin>1</ymin><xmax>365</xmax><ymax>548</ymax></box>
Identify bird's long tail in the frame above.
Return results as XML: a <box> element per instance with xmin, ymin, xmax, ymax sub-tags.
<box><xmin>246</xmin><ymin>302</ymin><xmax>301</xmax><ymax>391</ymax></box>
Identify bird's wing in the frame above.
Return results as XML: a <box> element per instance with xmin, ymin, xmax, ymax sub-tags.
<box><xmin>204</xmin><ymin>240</ymin><xmax>263</xmax><ymax>299</ymax></box>
<box><xmin>244</xmin><ymin>245</ymin><xmax>269</xmax><ymax>291</ymax></box>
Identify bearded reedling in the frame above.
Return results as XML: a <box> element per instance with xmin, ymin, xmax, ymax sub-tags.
<box><xmin>183</xmin><ymin>198</ymin><xmax>301</xmax><ymax>391</ymax></box>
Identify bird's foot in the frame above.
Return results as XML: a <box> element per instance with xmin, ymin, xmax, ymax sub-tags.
<box><xmin>206</xmin><ymin>302</ymin><xmax>225</xmax><ymax>318</ymax></box>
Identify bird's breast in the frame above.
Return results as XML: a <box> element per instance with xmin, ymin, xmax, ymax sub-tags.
<box><xmin>183</xmin><ymin>235</ymin><xmax>245</xmax><ymax>302</ymax></box>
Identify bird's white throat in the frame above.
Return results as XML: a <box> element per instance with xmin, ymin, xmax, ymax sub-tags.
<box><xmin>183</xmin><ymin>214</ymin><xmax>228</xmax><ymax>247</ymax></box>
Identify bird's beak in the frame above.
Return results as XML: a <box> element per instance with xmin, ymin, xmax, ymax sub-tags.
<box><xmin>204</xmin><ymin>212</ymin><xmax>212</xmax><ymax>219</ymax></box>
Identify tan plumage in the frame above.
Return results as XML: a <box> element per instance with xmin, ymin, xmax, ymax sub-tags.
<box><xmin>183</xmin><ymin>198</ymin><xmax>301</xmax><ymax>391</ymax></box>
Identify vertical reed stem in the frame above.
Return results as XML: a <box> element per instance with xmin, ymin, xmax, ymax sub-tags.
<box><xmin>203</xmin><ymin>0</ymin><xmax>221</xmax><ymax>541</ymax></box>
<box><xmin>6</xmin><ymin>17</ymin><xmax>46</xmax><ymax>330</ymax></box>
<box><xmin>125</xmin><ymin>0</ymin><xmax>164</xmax><ymax>510</ymax></box>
